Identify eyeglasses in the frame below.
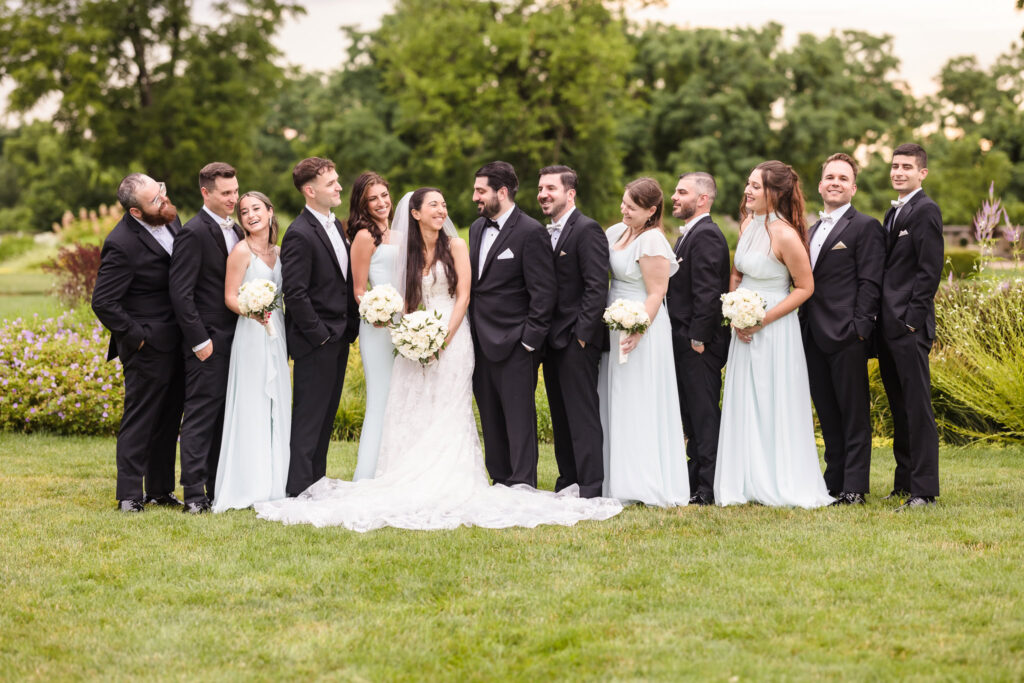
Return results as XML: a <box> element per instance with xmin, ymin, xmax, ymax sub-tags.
<box><xmin>148</xmin><ymin>182</ymin><xmax>168</xmax><ymax>207</ymax></box>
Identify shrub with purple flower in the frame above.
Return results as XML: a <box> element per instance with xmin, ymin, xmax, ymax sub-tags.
<box><xmin>0</xmin><ymin>311</ymin><xmax>123</xmax><ymax>435</ymax></box>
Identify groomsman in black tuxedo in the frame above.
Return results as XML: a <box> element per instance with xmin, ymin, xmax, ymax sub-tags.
<box><xmin>666</xmin><ymin>172</ymin><xmax>730</xmax><ymax>506</ymax></box>
<box><xmin>469</xmin><ymin>161</ymin><xmax>556</xmax><ymax>487</ymax></box>
<box><xmin>282</xmin><ymin>157</ymin><xmax>359</xmax><ymax>497</ymax></box>
<box><xmin>799</xmin><ymin>153</ymin><xmax>885</xmax><ymax>506</ymax></box>
<box><xmin>537</xmin><ymin>165</ymin><xmax>608</xmax><ymax>498</ymax></box>
<box><xmin>169</xmin><ymin>162</ymin><xmax>243</xmax><ymax>513</ymax></box>
<box><xmin>93</xmin><ymin>174</ymin><xmax>185</xmax><ymax>512</ymax></box>
<box><xmin>877</xmin><ymin>143</ymin><xmax>944</xmax><ymax>510</ymax></box>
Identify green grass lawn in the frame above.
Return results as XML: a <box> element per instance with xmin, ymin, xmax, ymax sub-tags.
<box><xmin>2</xmin><ymin>434</ymin><xmax>1022</xmax><ymax>680</ymax></box>
<box><xmin>0</xmin><ymin>272</ymin><xmax>61</xmax><ymax>321</ymax></box>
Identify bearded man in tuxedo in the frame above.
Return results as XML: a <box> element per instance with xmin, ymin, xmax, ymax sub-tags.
<box><xmin>666</xmin><ymin>172</ymin><xmax>730</xmax><ymax>506</ymax></box>
<box><xmin>537</xmin><ymin>165</ymin><xmax>608</xmax><ymax>498</ymax></box>
<box><xmin>800</xmin><ymin>153</ymin><xmax>885</xmax><ymax>506</ymax></box>
<box><xmin>169</xmin><ymin>162</ymin><xmax>243</xmax><ymax>513</ymax></box>
<box><xmin>877</xmin><ymin>143</ymin><xmax>944</xmax><ymax>510</ymax></box>
<box><xmin>468</xmin><ymin>161</ymin><xmax>556</xmax><ymax>488</ymax></box>
<box><xmin>92</xmin><ymin>174</ymin><xmax>185</xmax><ymax>512</ymax></box>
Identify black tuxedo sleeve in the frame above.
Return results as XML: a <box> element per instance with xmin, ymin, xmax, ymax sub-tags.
<box><xmin>905</xmin><ymin>203</ymin><xmax>944</xmax><ymax>332</ymax></box>
<box><xmin>688</xmin><ymin>231</ymin><xmax>729</xmax><ymax>343</ymax></box>
<box><xmin>521</xmin><ymin>226</ymin><xmax>557</xmax><ymax>350</ymax></box>
<box><xmin>168</xmin><ymin>227</ymin><xmax>209</xmax><ymax>349</ymax></box>
<box><xmin>575</xmin><ymin>221</ymin><xmax>610</xmax><ymax>344</ymax></box>
<box><xmin>281</xmin><ymin>228</ymin><xmax>331</xmax><ymax>346</ymax></box>
<box><xmin>92</xmin><ymin>240</ymin><xmax>146</xmax><ymax>351</ymax></box>
<box><xmin>853</xmin><ymin>217</ymin><xmax>886</xmax><ymax>340</ymax></box>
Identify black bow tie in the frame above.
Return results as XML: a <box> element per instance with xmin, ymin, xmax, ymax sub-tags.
<box><xmin>484</xmin><ymin>218</ymin><xmax>500</xmax><ymax>230</ymax></box>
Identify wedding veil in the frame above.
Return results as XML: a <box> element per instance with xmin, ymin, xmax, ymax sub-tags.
<box><xmin>390</xmin><ymin>190</ymin><xmax>458</xmax><ymax>304</ymax></box>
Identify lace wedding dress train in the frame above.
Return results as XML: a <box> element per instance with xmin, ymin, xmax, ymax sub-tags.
<box><xmin>254</xmin><ymin>263</ymin><xmax>623</xmax><ymax>531</ymax></box>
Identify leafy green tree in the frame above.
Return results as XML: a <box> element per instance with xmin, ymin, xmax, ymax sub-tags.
<box><xmin>0</xmin><ymin>0</ymin><xmax>304</xmax><ymax>212</ymax></box>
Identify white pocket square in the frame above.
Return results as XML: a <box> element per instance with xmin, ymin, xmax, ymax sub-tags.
<box><xmin>898</xmin><ymin>229</ymin><xmax>909</xmax><ymax>237</ymax></box>
<box><xmin>559</xmin><ymin>250</ymin><xmax>568</xmax><ymax>257</ymax></box>
<box><xmin>497</xmin><ymin>248</ymin><xmax>515</xmax><ymax>260</ymax></box>
<box><xmin>831</xmin><ymin>241</ymin><xmax>847</xmax><ymax>250</ymax></box>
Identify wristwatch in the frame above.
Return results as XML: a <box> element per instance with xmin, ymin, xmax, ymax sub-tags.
<box><xmin>906</xmin><ymin>325</ymin><xmax>917</xmax><ymax>333</ymax></box>
<box><xmin>690</xmin><ymin>339</ymin><xmax>704</xmax><ymax>347</ymax></box>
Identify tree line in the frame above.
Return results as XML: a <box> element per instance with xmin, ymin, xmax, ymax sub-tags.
<box><xmin>1</xmin><ymin>0</ymin><xmax>1022</xmax><ymax>232</ymax></box>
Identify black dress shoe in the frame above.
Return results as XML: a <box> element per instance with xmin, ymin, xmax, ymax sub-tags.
<box><xmin>882</xmin><ymin>489</ymin><xmax>909</xmax><ymax>501</ymax></box>
<box><xmin>183</xmin><ymin>499</ymin><xmax>212</xmax><ymax>514</ymax></box>
<box><xmin>144</xmin><ymin>492</ymin><xmax>184</xmax><ymax>507</ymax></box>
<box><xmin>118</xmin><ymin>499</ymin><xmax>145</xmax><ymax>513</ymax></box>
<box><xmin>895</xmin><ymin>496</ymin><xmax>935</xmax><ymax>511</ymax></box>
<box><xmin>830</xmin><ymin>492</ymin><xmax>866</xmax><ymax>506</ymax></box>
<box><xmin>689</xmin><ymin>493</ymin><xmax>714</xmax><ymax>506</ymax></box>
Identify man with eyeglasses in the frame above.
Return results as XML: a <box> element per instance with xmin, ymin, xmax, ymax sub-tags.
<box><xmin>93</xmin><ymin>173</ymin><xmax>186</xmax><ymax>513</ymax></box>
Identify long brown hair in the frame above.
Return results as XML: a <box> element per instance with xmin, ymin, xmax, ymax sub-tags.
<box><xmin>236</xmin><ymin>191</ymin><xmax>280</xmax><ymax>245</ymax></box>
<box><xmin>403</xmin><ymin>187</ymin><xmax>457</xmax><ymax>312</ymax></box>
<box><xmin>624</xmin><ymin>177</ymin><xmax>664</xmax><ymax>233</ymax></box>
<box><xmin>345</xmin><ymin>171</ymin><xmax>393</xmax><ymax>244</ymax></box>
<box><xmin>740</xmin><ymin>161</ymin><xmax>807</xmax><ymax>242</ymax></box>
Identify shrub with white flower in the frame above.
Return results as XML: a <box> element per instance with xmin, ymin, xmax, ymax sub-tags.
<box><xmin>721</xmin><ymin>288</ymin><xmax>767</xmax><ymax>330</ymax></box>
<box><xmin>0</xmin><ymin>311</ymin><xmax>123</xmax><ymax>435</ymax></box>
<box><xmin>603</xmin><ymin>298</ymin><xmax>651</xmax><ymax>364</ymax></box>
<box><xmin>390</xmin><ymin>309</ymin><xmax>448</xmax><ymax>365</ymax></box>
<box><xmin>237</xmin><ymin>278</ymin><xmax>283</xmax><ymax>337</ymax></box>
<box><xmin>358</xmin><ymin>284</ymin><xmax>403</xmax><ymax>327</ymax></box>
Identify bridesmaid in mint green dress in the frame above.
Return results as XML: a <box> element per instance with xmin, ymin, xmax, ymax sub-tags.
<box><xmin>347</xmin><ymin>173</ymin><xmax>398</xmax><ymax>481</ymax></box>
<box><xmin>213</xmin><ymin>191</ymin><xmax>290</xmax><ymax>512</ymax></box>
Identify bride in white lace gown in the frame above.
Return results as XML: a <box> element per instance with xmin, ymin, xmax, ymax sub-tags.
<box><xmin>255</xmin><ymin>189</ymin><xmax>622</xmax><ymax>530</ymax></box>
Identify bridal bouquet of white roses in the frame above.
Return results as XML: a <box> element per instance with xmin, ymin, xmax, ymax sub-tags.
<box><xmin>390</xmin><ymin>309</ymin><xmax>449</xmax><ymax>365</ymax></box>
<box><xmin>237</xmin><ymin>278</ymin><xmax>283</xmax><ymax>338</ymax></box>
<box><xmin>602</xmin><ymin>298</ymin><xmax>651</xmax><ymax>364</ymax></box>
<box><xmin>359</xmin><ymin>284</ymin><xmax>404</xmax><ymax>327</ymax></box>
<box><xmin>720</xmin><ymin>288</ymin><xmax>767</xmax><ymax>330</ymax></box>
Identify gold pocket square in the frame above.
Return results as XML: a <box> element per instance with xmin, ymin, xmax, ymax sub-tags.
<box><xmin>831</xmin><ymin>242</ymin><xmax>847</xmax><ymax>250</ymax></box>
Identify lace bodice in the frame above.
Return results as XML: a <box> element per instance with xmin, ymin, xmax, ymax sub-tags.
<box><xmin>734</xmin><ymin>212</ymin><xmax>791</xmax><ymax>294</ymax></box>
<box><xmin>421</xmin><ymin>262</ymin><xmax>455</xmax><ymax>317</ymax></box>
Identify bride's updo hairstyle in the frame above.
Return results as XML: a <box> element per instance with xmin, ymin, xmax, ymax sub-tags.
<box><xmin>345</xmin><ymin>171</ymin><xmax>393</xmax><ymax>245</ymax></box>
<box><xmin>404</xmin><ymin>187</ymin><xmax>458</xmax><ymax>312</ymax></box>
<box><xmin>624</xmin><ymin>177</ymin><xmax>664</xmax><ymax>233</ymax></box>
<box><xmin>236</xmin><ymin>190</ymin><xmax>280</xmax><ymax>245</ymax></box>
<box><xmin>742</xmin><ymin>160</ymin><xmax>808</xmax><ymax>243</ymax></box>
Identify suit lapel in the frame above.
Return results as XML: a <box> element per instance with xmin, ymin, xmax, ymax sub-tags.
<box><xmin>469</xmin><ymin>220</ymin><xmax>482</xmax><ymax>285</ymax></box>
<box><xmin>130</xmin><ymin>217</ymin><xmax>170</xmax><ymax>260</ymax></box>
<box><xmin>480</xmin><ymin>207</ymin><xmax>518</xmax><ymax>278</ymax></box>
<box><xmin>201</xmin><ymin>211</ymin><xmax>230</xmax><ymax>258</ymax></box>
<box><xmin>675</xmin><ymin>215</ymin><xmax>711</xmax><ymax>259</ymax></box>
<box><xmin>552</xmin><ymin>209</ymin><xmax>578</xmax><ymax>254</ymax></box>
<box><xmin>305</xmin><ymin>209</ymin><xmax>343</xmax><ymax>276</ymax></box>
<box><xmin>814</xmin><ymin>210</ymin><xmax>855</xmax><ymax>271</ymax></box>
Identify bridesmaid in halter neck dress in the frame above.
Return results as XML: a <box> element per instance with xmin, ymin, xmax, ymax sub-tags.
<box><xmin>347</xmin><ymin>173</ymin><xmax>398</xmax><ymax>481</ymax></box>
<box><xmin>715</xmin><ymin>162</ymin><xmax>833</xmax><ymax>509</ymax></box>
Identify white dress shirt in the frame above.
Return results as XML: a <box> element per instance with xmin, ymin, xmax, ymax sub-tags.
<box><xmin>307</xmin><ymin>205</ymin><xmax>348</xmax><ymax>278</ymax></box>
<box><xmin>133</xmin><ymin>216</ymin><xmax>174</xmax><ymax>255</ymax></box>
<box><xmin>892</xmin><ymin>187</ymin><xmax>922</xmax><ymax>225</ymax></box>
<box><xmin>478</xmin><ymin>204</ymin><xmax>515</xmax><ymax>276</ymax></box>
<box><xmin>810</xmin><ymin>203</ymin><xmax>850</xmax><ymax>269</ymax></box>
<box><xmin>677</xmin><ymin>212</ymin><xmax>710</xmax><ymax>243</ymax></box>
<box><xmin>203</xmin><ymin>205</ymin><xmax>240</xmax><ymax>254</ymax></box>
<box><xmin>545</xmin><ymin>206</ymin><xmax>575</xmax><ymax>250</ymax></box>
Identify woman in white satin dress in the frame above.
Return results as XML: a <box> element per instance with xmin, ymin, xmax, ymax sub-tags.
<box><xmin>347</xmin><ymin>172</ymin><xmax>397</xmax><ymax>480</ymax></box>
<box><xmin>714</xmin><ymin>161</ymin><xmax>833</xmax><ymax>508</ymax></box>
<box><xmin>254</xmin><ymin>189</ymin><xmax>622</xmax><ymax>531</ymax></box>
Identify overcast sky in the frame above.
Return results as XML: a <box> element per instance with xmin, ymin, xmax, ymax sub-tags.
<box><xmin>2</xmin><ymin>1</ymin><xmax>1022</xmax><ymax>124</ymax></box>
<box><xmin>270</xmin><ymin>0</ymin><xmax>1023</xmax><ymax>95</ymax></box>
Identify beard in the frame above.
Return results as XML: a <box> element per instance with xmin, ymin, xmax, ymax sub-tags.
<box><xmin>672</xmin><ymin>202</ymin><xmax>696</xmax><ymax>222</ymax></box>
<box><xmin>477</xmin><ymin>195</ymin><xmax>501</xmax><ymax>219</ymax></box>
<box><xmin>138</xmin><ymin>201</ymin><xmax>178</xmax><ymax>226</ymax></box>
<box><xmin>540</xmin><ymin>198</ymin><xmax>566</xmax><ymax>218</ymax></box>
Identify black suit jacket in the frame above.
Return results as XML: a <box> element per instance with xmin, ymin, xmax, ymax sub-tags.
<box><xmin>280</xmin><ymin>208</ymin><xmax>359</xmax><ymax>360</ymax></box>
<box><xmin>879</xmin><ymin>191</ymin><xmax>944</xmax><ymax>340</ymax></box>
<box><xmin>169</xmin><ymin>209</ymin><xmax>244</xmax><ymax>354</ymax></box>
<box><xmin>547</xmin><ymin>208</ymin><xmax>609</xmax><ymax>350</ymax></box>
<box><xmin>800</xmin><ymin>206</ymin><xmax>885</xmax><ymax>354</ymax></box>
<box><xmin>92</xmin><ymin>214</ymin><xmax>183</xmax><ymax>362</ymax></box>
<box><xmin>469</xmin><ymin>205</ymin><xmax>556</xmax><ymax>363</ymax></box>
<box><xmin>666</xmin><ymin>215</ymin><xmax>731</xmax><ymax>352</ymax></box>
